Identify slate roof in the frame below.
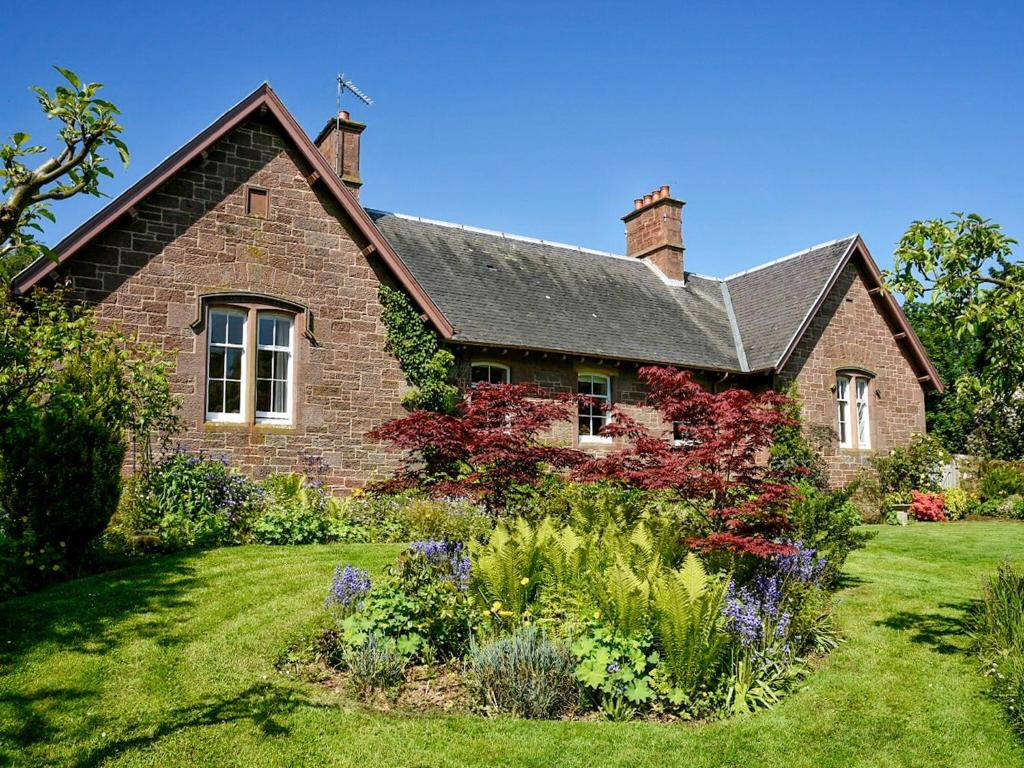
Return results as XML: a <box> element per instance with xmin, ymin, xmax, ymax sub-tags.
<box><xmin>369</xmin><ymin>209</ymin><xmax>857</xmax><ymax>374</ymax></box>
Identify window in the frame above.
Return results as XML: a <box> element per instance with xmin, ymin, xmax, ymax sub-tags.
<box><xmin>578</xmin><ymin>373</ymin><xmax>611</xmax><ymax>442</ymax></box>
<box><xmin>856</xmin><ymin>377</ymin><xmax>871</xmax><ymax>449</ymax></box>
<box><xmin>836</xmin><ymin>372</ymin><xmax>872</xmax><ymax>450</ymax></box>
<box><xmin>207</xmin><ymin>309</ymin><xmax>246</xmax><ymax>421</ymax></box>
<box><xmin>246</xmin><ymin>187</ymin><xmax>269</xmax><ymax>217</ymax></box>
<box><xmin>204</xmin><ymin>305</ymin><xmax>298</xmax><ymax>425</ymax></box>
<box><xmin>255</xmin><ymin>314</ymin><xmax>293</xmax><ymax>422</ymax></box>
<box><xmin>470</xmin><ymin>363</ymin><xmax>510</xmax><ymax>385</ymax></box>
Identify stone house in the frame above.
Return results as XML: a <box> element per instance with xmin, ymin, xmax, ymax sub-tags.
<box><xmin>12</xmin><ymin>84</ymin><xmax>942</xmax><ymax>490</ymax></box>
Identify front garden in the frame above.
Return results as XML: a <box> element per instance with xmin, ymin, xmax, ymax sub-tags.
<box><xmin>2</xmin><ymin>523</ymin><xmax>1022</xmax><ymax>767</ymax></box>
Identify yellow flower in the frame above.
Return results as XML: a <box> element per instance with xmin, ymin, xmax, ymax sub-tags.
<box><xmin>481</xmin><ymin>609</ymin><xmax>492</xmax><ymax>617</ymax></box>
<box><xmin>520</xmin><ymin>577</ymin><xmax>530</xmax><ymax>586</ymax></box>
<box><xmin>59</xmin><ymin>541</ymin><xmax>66</xmax><ymax>548</ymax></box>
<box><xmin>52</xmin><ymin>564</ymin><xmax>61</xmax><ymax>572</ymax></box>
<box><xmin>499</xmin><ymin>610</ymin><xmax>514</xmax><ymax>617</ymax></box>
<box><xmin>593</xmin><ymin>610</ymin><xmax>602</xmax><ymax>620</ymax></box>
<box><xmin>491</xmin><ymin>601</ymin><xmax>503</xmax><ymax>612</ymax></box>
<box><xmin>351</xmin><ymin>487</ymin><xmax>365</xmax><ymax>498</ymax></box>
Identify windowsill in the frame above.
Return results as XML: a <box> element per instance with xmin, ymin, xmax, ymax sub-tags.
<box><xmin>838</xmin><ymin>446</ymin><xmax>873</xmax><ymax>455</ymax></box>
<box><xmin>579</xmin><ymin>436</ymin><xmax>613</xmax><ymax>444</ymax></box>
<box><xmin>203</xmin><ymin>419</ymin><xmax>296</xmax><ymax>432</ymax></box>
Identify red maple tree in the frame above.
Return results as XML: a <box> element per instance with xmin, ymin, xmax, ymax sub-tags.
<box><xmin>367</xmin><ymin>383</ymin><xmax>588</xmax><ymax>512</ymax></box>
<box><xmin>574</xmin><ymin>366</ymin><xmax>798</xmax><ymax>558</ymax></box>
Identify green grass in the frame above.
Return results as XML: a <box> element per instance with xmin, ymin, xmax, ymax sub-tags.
<box><xmin>2</xmin><ymin>524</ymin><xmax>1024</xmax><ymax>767</ymax></box>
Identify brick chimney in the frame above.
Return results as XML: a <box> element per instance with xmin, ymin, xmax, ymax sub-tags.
<box><xmin>314</xmin><ymin>110</ymin><xmax>365</xmax><ymax>199</ymax></box>
<box><xmin>621</xmin><ymin>185</ymin><xmax>685</xmax><ymax>281</ymax></box>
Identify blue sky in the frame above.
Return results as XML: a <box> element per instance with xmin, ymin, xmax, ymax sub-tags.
<box><xmin>4</xmin><ymin>0</ymin><xmax>1022</xmax><ymax>276</ymax></box>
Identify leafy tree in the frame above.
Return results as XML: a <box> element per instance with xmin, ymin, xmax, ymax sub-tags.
<box><xmin>903</xmin><ymin>300</ymin><xmax>1024</xmax><ymax>458</ymax></box>
<box><xmin>886</xmin><ymin>213</ymin><xmax>1022</xmax><ymax>400</ymax></box>
<box><xmin>575</xmin><ymin>367</ymin><xmax>796</xmax><ymax>558</ymax></box>
<box><xmin>1</xmin><ymin>67</ymin><xmax>127</xmax><ymax>282</ymax></box>
<box><xmin>367</xmin><ymin>382</ymin><xmax>588</xmax><ymax>512</ymax></box>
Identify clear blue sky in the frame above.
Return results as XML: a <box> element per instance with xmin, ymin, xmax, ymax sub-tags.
<box><xmin>4</xmin><ymin>0</ymin><xmax>1022</xmax><ymax>276</ymax></box>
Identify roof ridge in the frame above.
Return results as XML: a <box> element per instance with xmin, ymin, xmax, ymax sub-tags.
<box><xmin>367</xmin><ymin>208</ymin><xmax>634</xmax><ymax>262</ymax></box>
<box><xmin>722</xmin><ymin>234</ymin><xmax>859</xmax><ymax>281</ymax></box>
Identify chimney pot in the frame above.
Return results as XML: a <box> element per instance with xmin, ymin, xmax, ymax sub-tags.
<box><xmin>643</xmin><ymin>193</ymin><xmax>654</xmax><ymax>205</ymax></box>
<box><xmin>660</xmin><ymin>184</ymin><xmax>670</xmax><ymax>198</ymax></box>
<box><xmin>634</xmin><ymin>198</ymin><xmax>643</xmax><ymax>210</ymax></box>
<box><xmin>339</xmin><ymin>110</ymin><xmax>350</xmax><ymax>121</ymax></box>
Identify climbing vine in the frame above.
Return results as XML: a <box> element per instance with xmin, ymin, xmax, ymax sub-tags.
<box><xmin>378</xmin><ymin>284</ymin><xmax>458</xmax><ymax>413</ymax></box>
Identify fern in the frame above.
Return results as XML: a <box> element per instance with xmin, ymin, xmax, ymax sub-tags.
<box><xmin>470</xmin><ymin>517</ymin><xmax>553</xmax><ymax>615</ymax></box>
<box><xmin>594</xmin><ymin>556</ymin><xmax>650</xmax><ymax>636</ymax></box>
<box><xmin>652</xmin><ymin>553</ymin><xmax>731</xmax><ymax>695</ymax></box>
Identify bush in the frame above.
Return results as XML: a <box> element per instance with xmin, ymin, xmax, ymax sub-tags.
<box><xmin>143</xmin><ymin>451</ymin><xmax>264</xmax><ymax>549</ymax></box>
<box><xmin>910</xmin><ymin>491</ymin><xmax>946</xmax><ymax>522</ymax></box>
<box><xmin>858</xmin><ymin>434</ymin><xmax>949</xmax><ymax>518</ymax></box>
<box><xmin>253</xmin><ymin>472</ymin><xmax>340</xmax><ymax>545</ymax></box>
<box><xmin>768</xmin><ymin>385</ymin><xmax>832</xmax><ymax>490</ymax></box>
<box><xmin>970</xmin><ymin>561</ymin><xmax>1024</xmax><ymax>737</ymax></box>
<box><xmin>395</xmin><ymin>497</ymin><xmax>492</xmax><ymax>543</ymax></box>
<box><xmin>981</xmin><ymin>464</ymin><xmax>1024</xmax><ymax>502</ymax></box>
<box><xmin>942</xmin><ymin>487</ymin><xmax>975</xmax><ymax>520</ymax></box>
<box><xmin>788</xmin><ymin>483</ymin><xmax>873</xmax><ymax>585</ymax></box>
<box><xmin>345</xmin><ymin>634</ymin><xmax>407</xmax><ymax>698</ymax></box>
<box><xmin>468</xmin><ymin>626</ymin><xmax>578</xmax><ymax>719</ymax></box>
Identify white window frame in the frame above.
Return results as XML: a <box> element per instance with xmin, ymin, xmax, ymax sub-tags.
<box><xmin>470</xmin><ymin>362</ymin><xmax>511</xmax><ymax>385</ymax></box>
<box><xmin>206</xmin><ymin>308</ymin><xmax>247</xmax><ymax>423</ymax></box>
<box><xmin>254</xmin><ymin>312</ymin><xmax>294</xmax><ymax>424</ymax></box>
<box><xmin>835</xmin><ymin>375</ymin><xmax>851</xmax><ymax>448</ymax></box>
<box><xmin>578</xmin><ymin>372</ymin><xmax>612</xmax><ymax>443</ymax></box>
<box><xmin>855</xmin><ymin>377</ymin><xmax>871</xmax><ymax>450</ymax></box>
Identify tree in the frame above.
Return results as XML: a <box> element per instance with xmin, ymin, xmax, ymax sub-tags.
<box><xmin>1</xmin><ymin>67</ymin><xmax>128</xmax><ymax>282</ymax></box>
<box><xmin>903</xmin><ymin>300</ymin><xmax>1024</xmax><ymax>458</ymax></box>
<box><xmin>367</xmin><ymin>382</ymin><xmax>588</xmax><ymax>512</ymax></box>
<box><xmin>886</xmin><ymin>213</ymin><xmax>1023</xmax><ymax>400</ymax></box>
<box><xmin>574</xmin><ymin>367</ymin><xmax>796</xmax><ymax>558</ymax></box>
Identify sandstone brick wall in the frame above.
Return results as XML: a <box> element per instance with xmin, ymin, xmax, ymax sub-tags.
<box><xmin>60</xmin><ymin>117</ymin><xmax>406</xmax><ymax>491</ymax></box>
<box><xmin>778</xmin><ymin>261</ymin><xmax>927</xmax><ymax>486</ymax></box>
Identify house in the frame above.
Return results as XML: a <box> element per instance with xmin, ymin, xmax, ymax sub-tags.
<box><xmin>12</xmin><ymin>84</ymin><xmax>942</xmax><ymax>490</ymax></box>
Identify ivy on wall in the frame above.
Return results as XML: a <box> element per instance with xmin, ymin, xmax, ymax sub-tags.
<box><xmin>378</xmin><ymin>284</ymin><xmax>459</xmax><ymax>413</ymax></box>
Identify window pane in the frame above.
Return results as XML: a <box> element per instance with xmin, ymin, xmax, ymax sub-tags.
<box><xmin>207</xmin><ymin>380</ymin><xmax>224</xmax><ymax>413</ymax></box>
<box><xmin>273</xmin><ymin>380</ymin><xmax>287</xmax><ymax>412</ymax></box>
<box><xmin>258</xmin><ymin>316</ymin><xmax>274</xmax><ymax>347</ymax></box>
<box><xmin>471</xmin><ymin>366</ymin><xmax>489</xmax><ymax>384</ymax></box>
<box><xmin>257</xmin><ymin>349</ymin><xmax>272</xmax><ymax>379</ymax></box>
<box><xmin>225</xmin><ymin>381</ymin><xmax>241</xmax><ymax>413</ymax></box>
<box><xmin>579</xmin><ymin>416</ymin><xmax>592</xmax><ymax>436</ymax></box>
<box><xmin>226</xmin><ymin>348</ymin><xmax>243</xmax><ymax>380</ymax></box>
<box><xmin>256</xmin><ymin>379</ymin><xmax>271</xmax><ymax>412</ymax></box>
<box><xmin>209</xmin><ymin>347</ymin><xmax>225</xmax><ymax>379</ymax></box>
<box><xmin>273</xmin><ymin>351</ymin><xmax>289</xmax><ymax>379</ymax></box>
<box><xmin>211</xmin><ymin>312</ymin><xmax>227</xmax><ymax>344</ymax></box>
<box><xmin>227</xmin><ymin>314</ymin><xmax>244</xmax><ymax>345</ymax></box>
<box><xmin>275</xmin><ymin>318</ymin><xmax>290</xmax><ymax>346</ymax></box>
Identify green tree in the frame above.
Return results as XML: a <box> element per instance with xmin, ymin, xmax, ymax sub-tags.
<box><xmin>886</xmin><ymin>213</ymin><xmax>1022</xmax><ymax>400</ymax></box>
<box><xmin>1</xmin><ymin>67</ymin><xmax>128</xmax><ymax>282</ymax></box>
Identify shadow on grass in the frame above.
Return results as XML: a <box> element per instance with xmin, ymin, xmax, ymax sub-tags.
<box><xmin>74</xmin><ymin>682</ymin><xmax>325</xmax><ymax>767</ymax></box>
<box><xmin>0</xmin><ymin>552</ymin><xmax>199</xmax><ymax>664</ymax></box>
<box><xmin>875</xmin><ymin>600</ymin><xmax>979</xmax><ymax>655</ymax></box>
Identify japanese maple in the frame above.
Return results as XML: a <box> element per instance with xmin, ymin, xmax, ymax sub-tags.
<box><xmin>575</xmin><ymin>366</ymin><xmax>798</xmax><ymax>558</ymax></box>
<box><xmin>367</xmin><ymin>382</ymin><xmax>587</xmax><ymax>512</ymax></box>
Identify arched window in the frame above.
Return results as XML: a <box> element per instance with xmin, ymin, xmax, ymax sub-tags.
<box><xmin>836</xmin><ymin>370</ymin><xmax>873</xmax><ymax>449</ymax></box>
<box><xmin>470</xmin><ymin>362</ymin><xmax>510</xmax><ymax>385</ymax></box>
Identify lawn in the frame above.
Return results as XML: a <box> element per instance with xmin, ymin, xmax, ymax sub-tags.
<box><xmin>2</xmin><ymin>524</ymin><xmax>1023</xmax><ymax>767</ymax></box>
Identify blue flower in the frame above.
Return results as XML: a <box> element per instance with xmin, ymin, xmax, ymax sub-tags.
<box><xmin>410</xmin><ymin>539</ymin><xmax>471</xmax><ymax>590</ymax></box>
<box><xmin>325</xmin><ymin>564</ymin><xmax>371</xmax><ymax>611</ymax></box>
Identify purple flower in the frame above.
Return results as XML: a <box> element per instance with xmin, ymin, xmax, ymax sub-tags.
<box><xmin>410</xmin><ymin>539</ymin><xmax>471</xmax><ymax>591</ymax></box>
<box><xmin>774</xmin><ymin>539</ymin><xmax>826</xmax><ymax>584</ymax></box>
<box><xmin>325</xmin><ymin>564</ymin><xmax>371</xmax><ymax>612</ymax></box>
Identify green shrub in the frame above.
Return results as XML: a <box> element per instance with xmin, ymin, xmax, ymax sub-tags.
<box><xmin>394</xmin><ymin>497</ymin><xmax>492</xmax><ymax>543</ymax></box>
<box><xmin>571</xmin><ymin>625</ymin><xmax>658</xmax><ymax>718</ymax></box>
<box><xmin>942</xmin><ymin>487</ymin><xmax>973</xmax><ymax>520</ymax></box>
<box><xmin>344</xmin><ymin>634</ymin><xmax>407</xmax><ymax>698</ymax></box>
<box><xmin>253</xmin><ymin>473</ymin><xmax>340</xmax><ymax>545</ymax></box>
<box><xmin>468</xmin><ymin>626</ymin><xmax>578</xmax><ymax>719</ymax></box>
<box><xmin>981</xmin><ymin>464</ymin><xmax>1024</xmax><ymax>501</ymax></box>
<box><xmin>143</xmin><ymin>452</ymin><xmax>263</xmax><ymax>549</ymax></box>
<box><xmin>768</xmin><ymin>385</ymin><xmax>831</xmax><ymax>490</ymax></box>
<box><xmin>788</xmin><ymin>483</ymin><xmax>873</xmax><ymax>584</ymax></box>
<box><xmin>858</xmin><ymin>434</ymin><xmax>949</xmax><ymax>518</ymax></box>
<box><xmin>970</xmin><ymin>561</ymin><xmax>1024</xmax><ymax>737</ymax></box>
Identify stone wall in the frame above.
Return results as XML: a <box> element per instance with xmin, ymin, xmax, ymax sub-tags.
<box><xmin>60</xmin><ymin>117</ymin><xmax>406</xmax><ymax>491</ymax></box>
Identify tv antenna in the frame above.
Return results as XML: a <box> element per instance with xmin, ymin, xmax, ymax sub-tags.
<box><xmin>334</xmin><ymin>73</ymin><xmax>373</xmax><ymax>178</ymax></box>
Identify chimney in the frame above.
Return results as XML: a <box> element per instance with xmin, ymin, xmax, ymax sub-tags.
<box><xmin>314</xmin><ymin>110</ymin><xmax>365</xmax><ymax>199</ymax></box>
<box><xmin>621</xmin><ymin>184</ymin><xmax>685</xmax><ymax>280</ymax></box>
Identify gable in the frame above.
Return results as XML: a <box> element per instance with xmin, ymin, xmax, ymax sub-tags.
<box><xmin>11</xmin><ymin>84</ymin><xmax>453</xmax><ymax>337</ymax></box>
